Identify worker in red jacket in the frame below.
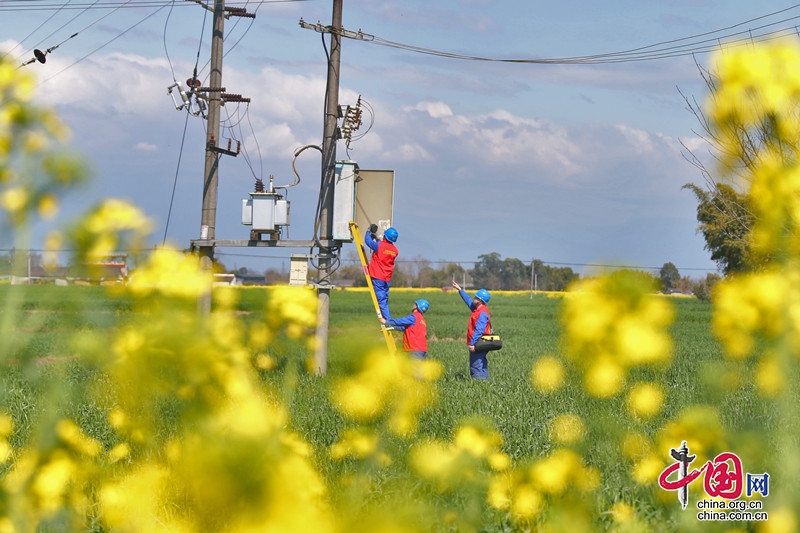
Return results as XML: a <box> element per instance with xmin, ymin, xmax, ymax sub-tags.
<box><xmin>452</xmin><ymin>280</ymin><xmax>492</xmax><ymax>379</ymax></box>
<box><xmin>380</xmin><ymin>299</ymin><xmax>429</xmax><ymax>358</ymax></box>
<box><xmin>365</xmin><ymin>225</ymin><xmax>398</xmax><ymax>319</ymax></box>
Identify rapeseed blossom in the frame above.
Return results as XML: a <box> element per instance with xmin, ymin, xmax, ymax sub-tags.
<box><xmin>529</xmin><ymin>354</ymin><xmax>565</xmax><ymax>393</ymax></box>
<box><xmin>330</xmin><ymin>348</ymin><xmax>443</xmax><ymax>437</ymax></box>
<box><xmin>561</xmin><ymin>273</ymin><xmax>674</xmax><ymax>397</ymax></box>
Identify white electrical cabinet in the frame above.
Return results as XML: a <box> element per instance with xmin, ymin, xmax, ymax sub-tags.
<box><xmin>333</xmin><ymin>161</ymin><xmax>357</xmax><ymax>241</ymax></box>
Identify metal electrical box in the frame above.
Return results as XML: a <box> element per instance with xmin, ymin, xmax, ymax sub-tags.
<box><xmin>333</xmin><ymin>161</ymin><xmax>357</xmax><ymax>241</ymax></box>
<box><xmin>242</xmin><ymin>192</ymin><xmax>290</xmax><ymax>231</ymax></box>
<box><xmin>355</xmin><ymin>169</ymin><xmax>394</xmax><ymax>238</ymax></box>
<box><xmin>289</xmin><ymin>254</ymin><xmax>309</xmax><ymax>286</ymax></box>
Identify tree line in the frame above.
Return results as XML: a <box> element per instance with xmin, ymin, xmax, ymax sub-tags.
<box><xmin>331</xmin><ymin>250</ymin><xmax>721</xmax><ymax>298</ymax></box>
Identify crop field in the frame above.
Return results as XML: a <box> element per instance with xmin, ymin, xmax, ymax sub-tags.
<box><xmin>0</xmin><ymin>282</ymin><xmax>783</xmax><ymax>532</ymax></box>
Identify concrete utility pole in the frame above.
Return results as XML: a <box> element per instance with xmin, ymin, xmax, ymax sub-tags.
<box><xmin>198</xmin><ymin>0</ymin><xmax>225</xmax><ymax>315</ymax></box>
<box><xmin>313</xmin><ymin>0</ymin><xmax>343</xmax><ymax>375</ymax></box>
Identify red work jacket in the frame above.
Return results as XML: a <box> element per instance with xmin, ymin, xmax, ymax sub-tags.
<box><xmin>467</xmin><ymin>304</ymin><xmax>491</xmax><ymax>345</ymax></box>
<box><xmin>368</xmin><ymin>240</ymin><xmax>398</xmax><ymax>282</ymax></box>
<box><xmin>403</xmin><ymin>309</ymin><xmax>427</xmax><ymax>353</ymax></box>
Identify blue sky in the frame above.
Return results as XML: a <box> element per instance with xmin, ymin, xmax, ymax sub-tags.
<box><xmin>2</xmin><ymin>0</ymin><xmax>798</xmax><ymax>277</ymax></box>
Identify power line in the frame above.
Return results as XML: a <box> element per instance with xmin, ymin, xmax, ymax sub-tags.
<box><xmin>0</xmin><ymin>0</ymin><xmax>309</xmax><ymax>10</ymax></box>
<box><xmin>304</xmin><ymin>3</ymin><xmax>800</xmax><ymax>65</ymax></box>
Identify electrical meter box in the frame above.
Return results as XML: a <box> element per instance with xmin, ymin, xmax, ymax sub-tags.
<box><xmin>289</xmin><ymin>254</ymin><xmax>309</xmax><ymax>286</ymax></box>
<box><xmin>332</xmin><ymin>161</ymin><xmax>357</xmax><ymax>241</ymax></box>
<box><xmin>355</xmin><ymin>169</ymin><xmax>395</xmax><ymax>238</ymax></box>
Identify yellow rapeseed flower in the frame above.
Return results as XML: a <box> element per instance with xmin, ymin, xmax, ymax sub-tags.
<box><xmin>631</xmin><ymin>454</ymin><xmax>664</xmax><ymax>485</ymax></box>
<box><xmin>32</xmin><ymin>453</ymin><xmax>76</xmax><ymax>513</ymax></box>
<box><xmin>454</xmin><ymin>424</ymin><xmax>503</xmax><ymax>458</ymax></box>
<box><xmin>107</xmin><ymin>443</ymin><xmax>131</xmax><ymax>464</ymax></box>
<box><xmin>609</xmin><ymin>501</ymin><xmax>635</xmax><ymax>523</ymax></box>
<box><xmin>626</xmin><ymin>382</ymin><xmax>665</xmax><ymax>420</ymax></box>
<box><xmin>0</xmin><ymin>186</ymin><xmax>28</xmax><ymax>214</ymax></box>
<box><xmin>0</xmin><ymin>440</ymin><xmax>10</xmax><ymax>464</ymax></box>
<box><xmin>530</xmin><ymin>355</ymin><xmax>565</xmax><ymax>393</ymax></box>
<box><xmin>510</xmin><ymin>484</ymin><xmax>543</xmax><ymax>521</ymax></box>
<box><xmin>127</xmin><ymin>248</ymin><xmax>211</xmax><ymax>299</ymax></box>
<box><xmin>0</xmin><ymin>415</ymin><xmax>12</xmax><ymax>437</ymax></box>
<box><xmin>755</xmin><ymin>354</ymin><xmax>785</xmax><ymax>397</ymax></box>
<box><xmin>37</xmin><ymin>192</ymin><xmax>59</xmax><ymax>220</ymax></box>
<box><xmin>584</xmin><ymin>358</ymin><xmax>625</xmax><ymax>398</ymax></box>
<box><xmin>657</xmin><ymin>405</ymin><xmax>725</xmax><ymax>463</ymax></box>
<box><xmin>549</xmin><ymin>414</ymin><xmax>585</xmax><ymax>445</ymax></box>
<box><xmin>529</xmin><ymin>448</ymin><xmax>582</xmax><ymax>495</ymax></box>
<box><xmin>756</xmin><ymin>507</ymin><xmax>797</xmax><ymax>533</ymax></box>
<box><xmin>409</xmin><ymin>440</ymin><xmax>458</xmax><ymax>482</ymax></box>
<box><xmin>56</xmin><ymin>419</ymin><xmax>102</xmax><ymax>457</ymax></box>
<box><xmin>621</xmin><ymin>431</ymin><xmax>653</xmax><ymax>461</ymax></box>
<box><xmin>329</xmin><ymin>427</ymin><xmax>380</xmax><ymax>460</ymax></box>
<box><xmin>487</xmin><ymin>472</ymin><xmax>513</xmax><ymax>510</ymax></box>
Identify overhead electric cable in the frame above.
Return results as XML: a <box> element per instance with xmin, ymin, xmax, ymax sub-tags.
<box><xmin>0</xmin><ymin>0</ymin><xmax>310</xmax><ymax>10</ymax></box>
<box><xmin>297</xmin><ymin>3</ymin><xmax>800</xmax><ymax>65</ymax></box>
<box><xmin>18</xmin><ymin>0</ymin><xmax>133</xmax><ymax>67</ymax></box>
<box><xmin>162</xmin><ymin>108</ymin><xmax>191</xmax><ymax>246</ymax></box>
<box><xmin>2</xmin><ymin>0</ymin><xmax>72</xmax><ymax>58</ymax></box>
<box><xmin>37</xmin><ymin>5</ymin><xmax>165</xmax><ymax>84</ymax></box>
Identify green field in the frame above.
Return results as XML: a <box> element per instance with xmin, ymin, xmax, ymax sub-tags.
<box><xmin>0</xmin><ymin>284</ymin><xmax>781</xmax><ymax>532</ymax></box>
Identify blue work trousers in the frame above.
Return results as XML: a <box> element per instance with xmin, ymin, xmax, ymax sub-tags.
<box><xmin>372</xmin><ymin>278</ymin><xmax>391</xmax><ymax>319</ymax></box>
<box><xmin>470</xmin><ymin>350</ymin><xmax>489</xmax><ymax>379</ymax></box>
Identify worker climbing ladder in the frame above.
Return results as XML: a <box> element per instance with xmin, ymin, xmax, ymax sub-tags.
<box><xmin>349</xmin><ymin>220</ymin><xmax>397</xmax><ymax>354</ymax></box>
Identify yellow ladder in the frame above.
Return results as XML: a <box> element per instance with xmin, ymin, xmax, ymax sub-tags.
<box><xmin>349</xmin><ymin>220</ymin><xmax>397</xmax><ymax>354</ymax></box>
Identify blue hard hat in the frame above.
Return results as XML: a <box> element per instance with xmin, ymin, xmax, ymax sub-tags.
<box><xmin>384</xmin><ymin>227</ymin><xmax>398</xmax><ymax>242</ymax></box>
<box><xmin>475</xmin><ymin>289</ymin><xmax>491</xmax><ymax>304</ymax></box>
<box><xmin>415</xmin><ymin>299</ymin><xmax>430</xmax><ymax>314</ymax></box>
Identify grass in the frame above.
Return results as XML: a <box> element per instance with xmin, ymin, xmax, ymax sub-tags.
<box><xmin>0</xmin><ymin>284</ymin><xmax>781</xmax><ymax>531</ymax></box>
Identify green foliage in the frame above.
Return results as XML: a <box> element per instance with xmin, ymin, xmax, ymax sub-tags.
<box><xmin>683</xmin><ymin>183</ymin><xmax>754</xmax><ymax>275</ymax></box>
<box><xmin>691</xmin><ymin>273</ymin><xmax>722</xmax><ymax>301</ymax></box>
<box><xmin>3</xmin><ymin>286</ymin><xmax>781</xmax><ymax>532</ymax></box>
<box><xmin>659</xmin><ymin>262</ymin><xmax>680</xmax><ymax>292</ymax></box>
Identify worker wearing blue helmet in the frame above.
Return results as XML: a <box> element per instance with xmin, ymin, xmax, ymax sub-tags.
<box><xmin>451</xmin><ymin>280</ymin><xmax>492</xmax><ymax>379</ymax></box>
<box><xmin>380</xmin><ymin>299</ymin><xmax>429</xmax><ymax>359</ymax></box>
<box><xmin>365</xmin><ymin>224</ymin><xmax>398</xmax><ymax>319</ymax></box>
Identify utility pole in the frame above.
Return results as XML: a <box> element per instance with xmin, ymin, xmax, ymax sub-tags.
<box><xmin>313</xmin><ymin>0</ymin><xmax>343</xmax><ymax>375</ymax></box>
<box><xmin>197</xmin><ymin>0</ymin><xmax>225</xmax><ymax>315</ymax></box>
<box><xmin>190</xmin><ymin>0</ymin><xmax>252</xmax><ymax>313</ymax></box>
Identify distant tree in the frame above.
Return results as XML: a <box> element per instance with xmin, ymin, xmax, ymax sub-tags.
<box><xmin>659</xmin><ymin>262</ymin><xmax>680</xmax><ymax>293</ymax></box>
<box><xmin>406</xmin><ymin>255</ymin><xmax>434</xmax><ymax>288</ymax></box>
<box><xmin>472</xmin><ymin>253</ymin><xmax>503</xmax><ymax>290</ymax></box>
<box><xmin>431</xmin><ymin>263</ymin><xmax>465</xmax><ymax>288</ymax></box>
<box><xmin>264</xmin><ymin>268</ymin><xmax>285</xmax><ymax>284</ymax></box>
<box><xmin>671</xmin><ymin>275</ymin><xmax>695</xmax><ymax>295</ymax></box>
<box><xmin>693</xmin><ymin>273</ymin><xmax>722</xmax><ymax>302</ymax></box>
<box><xmin>471</xmin><ymin>253</ymin><xmax>531</xmax><ymax>290</ymax></box>
<box><xmin>683</xmin><ymin>183</ymin><xmax>753</xmax><ymax>275</ymax></box>
<box><xmin>680</xmin><ymin>58</ymin><xmax>778</xmax><ymax>274</ymax></box>
<box><xmin>500</xmin><ymin>257</ymin><xmax>527</xmax><ymax>290</ymax></box>
<box><xmin>546</xmin><ymin>266</ymin><xmax>579</xmax><ymax>291</ymax></box>
<box><xmin>532</xmin><ymin>260</ymin><xmax>579</xmax><ymax>292</ymax></box>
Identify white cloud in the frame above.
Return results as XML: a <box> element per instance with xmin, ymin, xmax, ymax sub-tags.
<box><xmin>134</xmin><ymin>142</ymin><xmax>157</xmax><ymax>151</ymax></box>
<box><xmin>406</xmin><ymin>101</ymin><xmax>454</xmax><ymax>119</ymax></box>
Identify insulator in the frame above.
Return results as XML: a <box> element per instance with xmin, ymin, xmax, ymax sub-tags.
<box><xmin>254</xmin><ymin>178</ymin><xmax>265</xmax><ymax>193</ymax></box>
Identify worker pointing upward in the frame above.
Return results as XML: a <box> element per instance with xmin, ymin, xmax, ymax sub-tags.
<box><xmin>365</xmin><ymin>224</ymin><xmax>398</xmax><ymax>320</ymax></box>
<box><xmin>452</xmin><ymin>280</ymin><xmax>492</xmax><ymax>380</ymax></box>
